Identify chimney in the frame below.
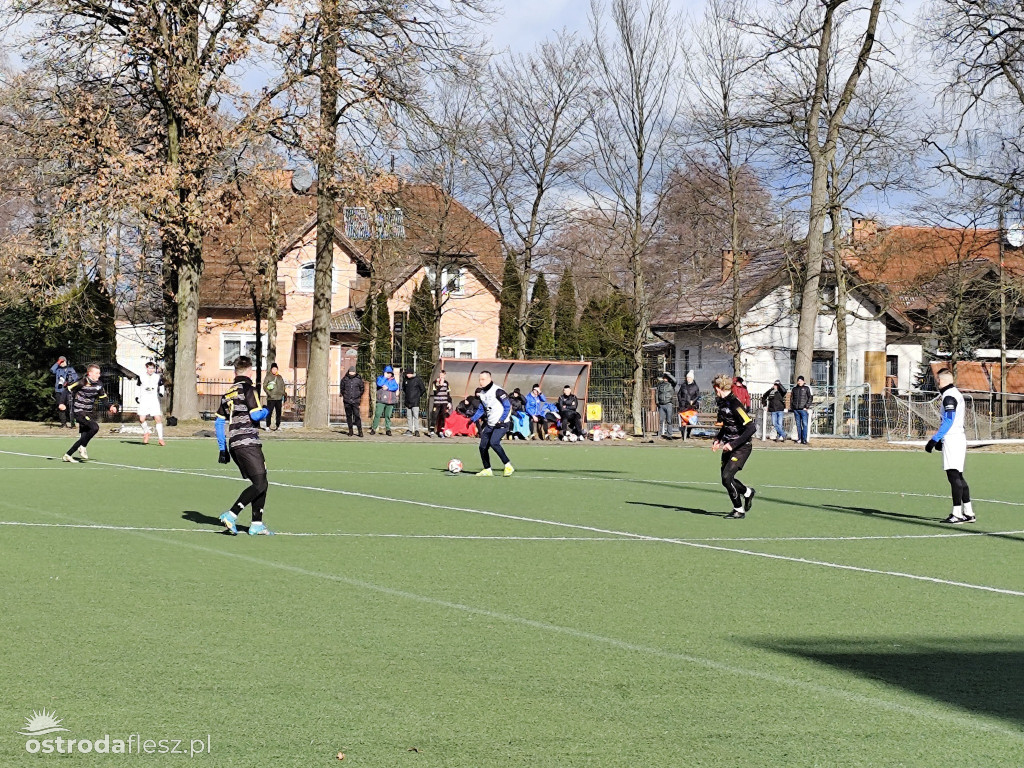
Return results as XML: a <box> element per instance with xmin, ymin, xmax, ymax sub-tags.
<box><xmin>721</xmin><ymin>249</ymin><xmax>749</xmax><ymax>283</ymax></box>
<box><xmin>851</xmin><ymin>218</ymin><xmax>877</xmax><ymax>243</ymax></box>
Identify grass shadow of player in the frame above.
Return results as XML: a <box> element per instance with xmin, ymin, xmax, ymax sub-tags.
<box><xmin>182</xmin><ymin>510</ymin><xmax>249</xmax><ymax>534</ymax></box>
<box><xmin>822</xmin><ymin>504</ymin><xmax>1024</xmax><ymax>544</ymax></box>
<box><xmin>748</xmin><ymin>636</ymin><xmax>1024</xmax><ymax>727</ymax></box>
<box><xmin>528</xmin><ymin>468</ymin><xmax>627</xmax><ymax>476</ymax></box>
<box><xmin>626</xmin><ymin>501</ymin><xmax>724</xmax><ymax>517</ymax></box>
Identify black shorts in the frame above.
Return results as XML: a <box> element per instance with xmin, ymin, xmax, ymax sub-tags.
<box><xmin>231</xmin><ymin>446</ymin><xmax>267</xmax><ymax>479</ymax></box>
<box><xmin>721</xmin><ymin>441</ymin><xmax>752</xmax><ymax>471</ymax></box>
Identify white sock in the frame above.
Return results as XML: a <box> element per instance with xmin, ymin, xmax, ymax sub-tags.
<box><xmin>952</xmin><ymin>505</ymin><xmax>963</xmax><ymax>519</ymax></box>
<box><xmin>155</xmin><ymin>423</ymin><xmax>164</xmax><ymax>440</ymax></box>
<box><xmin>963</xmin><ymin>501</ymin><xmax>974</xmax><ymax>518</ymax></box>
<box><xmin>141</xmin><ymin>420</ymin><xmax>150</xmax><ymax>434</ymax></box>
<box><xmin>744</xmin><ymin>488</ymin><xmax>754</xmax><ymax>498</ymax></box>
<box><xmin>733</xmin><ymin>506</ymin><xmax>744</xmax><ymax>514</ymax></box>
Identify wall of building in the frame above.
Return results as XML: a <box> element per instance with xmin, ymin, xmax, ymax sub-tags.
<box><xmin>196</xmin><ymin>234</ymin><xmax>359</xmax><ymax>385</ymax></box>
<box><xmin>388</xmin><ymin>266</ymin><xmax>500</xmax><ymax>361</ymax></box>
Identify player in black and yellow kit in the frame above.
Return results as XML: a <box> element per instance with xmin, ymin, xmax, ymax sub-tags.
<box><xmin>61</xmin><ymin>363</ymin><xmax>118</xmax><ymax>462</ymax></box>
<box><xmin>215</xmin><ymin>356</ymin><xmax>273</xmax><ymax>535</ymax></box>
<box><xmin>711</xmin><ymin>373</ymin><xmax>757</xmax><ymax>519</ymax></box>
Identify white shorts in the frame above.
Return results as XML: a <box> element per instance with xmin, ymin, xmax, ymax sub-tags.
<box><xmin>942</xmin><ymin>434</ymin><xmax>967</xmax><ymax>472</ymax></box>
<box><xmin>138</xmin><ymin>398</ymin><xmax>163</xmax><ymax>417</ymax></box>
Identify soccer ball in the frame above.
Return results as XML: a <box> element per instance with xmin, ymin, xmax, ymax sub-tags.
<box><xmin>443</xmin><ymin>428</ymin><xmax>454</xmax><ymax>438</ymax></box>
<box><xmin>447</xmin><ymin>458</ymin><xmax>463</xmax><ymax>474</ymax></box>
<box><xmin>568</xmin><ymin>433</ymin><xmax>578</xmax><ymax>442</ymax></box>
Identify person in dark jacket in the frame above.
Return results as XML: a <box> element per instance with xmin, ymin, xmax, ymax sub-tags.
<box><xmin>655</xmin><ymin>372</ymin><xmax>678</xmax><ymax>439</ymax></box>
<box><xmin>51</xmin><ymin>356</ymin><xmax>79</xmax><ymax>428</ymax></box>
<box><xmin>790</xmin><ymin>375</ymin><xmax>813</xmax><ymax>445</ymax></box>
<box><xmin>761</xmin><ymin>380</ymin><xmax>788</xmax><ymax>441</ymax></box>
<box><xmin>678</xmin><ymin>370</ymin><xmax>700</xmax><ymax>411</ymax></box>
<box><xmin>557</xmin><ymin>385</ymin><xmax>584</xmax><ymax>438</ymax></box>
<box><xmin>711</xmin><ymin>374</ymin><xmax>757</xmax><ymax>519</ymax></box>
<box><xmin>262</xmin><ymin>363</ymin><xmax>287</xmax><ymax>430</ymax></box>
<box><xmin>403</xmin><ymin>370</ymin><xmax>427</xmax><ymax>436</ymax></box>
<box><xmin>509</xmin><ymin>387</ymin><xmax>527</xmax><ymax>415</ymax></box>
<box><xmin>429</xmin><ymin>372</ymin><xmax>451</xmax><ymax>437</ymax></box>
<box><xmin>340</xmin><ymin>368</ymin><xmax>365</xmax><ymax>436</ymax></box>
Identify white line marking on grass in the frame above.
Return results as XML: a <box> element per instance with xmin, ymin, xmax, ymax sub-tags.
<box><xmin>0</xmin><ymin>520</ymin><xmax>625</xmax><ymax>541</ymax></box>
<box><xmin>3</xmin><ymin>518</ymin><xmax>1022</xmax><ymax>544</ymax></box>
<box><xmin>3</xmin><ymin>448</ymin><xmax>1023</xmax><ymax>597</ymax></box>
<box><xmin>5</xmin><ymin>491</ymin><xmax>1024</xmax><ymax>741</ymax></box>
<box><xmin>112</xmin><ymin>533</ymin><xmax>1024</xmax><ymax>741</ymax></box>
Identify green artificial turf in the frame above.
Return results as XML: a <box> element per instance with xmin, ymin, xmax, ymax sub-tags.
<box><xmin>0</xmin><ymin>434</ymin><xmax>1022</xmax><ymax>766</ymax></box>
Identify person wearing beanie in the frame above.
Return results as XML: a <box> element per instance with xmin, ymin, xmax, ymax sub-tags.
<box><xmin>341</xmin><ymin>367</ymin><xmax>365</xmax><ymax>436</ymax></box>
<box><xmin>370</xmin><ymin>365</ymin><xmax>399</xmax><ymax>435</ymax></box>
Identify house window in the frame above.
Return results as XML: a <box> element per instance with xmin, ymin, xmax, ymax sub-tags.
<box><xmin>440</xmin><ymin>338</ymin><xmax>476</xmax><ymax>359</ymax></box>
<box><xmin>298</xmin><ymin>262</ymin><xmax>315</xmax><ymax>292</ymax></box>
<box><xmin>681</xmin><ymin>348</ymin><xmax>690</xmax><ymax>373</ymax></box>
<box><xmin>297</xmin><ymin>262</ymin><xmax>338</xmax><ymax>293</ymax></box>
<box><xmin>221</xmin><ymin>333</ymin><xmax>266</xmax><ymax>369</ymax></box>
<box><xmin>426</xmin><ymin>266</ymin><xmax>465</xmax><ymax>297</ymax></box>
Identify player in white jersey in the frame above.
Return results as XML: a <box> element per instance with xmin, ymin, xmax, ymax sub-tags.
<box><xmin>925</xmin><ymin>368</ymin><xmax>974</xmax><ymax>524</ymax></box>
<box><xmin>470</xmin><ymin>370</ymin><xmax>515</xmax><ymax>477</ymax></box>
<box><xmin>137</xmin><ymin>361</ymin><xmax>167</xmax><ymax>446</ymax></box>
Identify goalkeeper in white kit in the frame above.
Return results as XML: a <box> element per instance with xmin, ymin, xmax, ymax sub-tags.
<box><xmin>925</xmin><ymin>368</ymin><xmax>974</xmax><ymax>524</ymax></box>
<box><xmin>137</xmin><ymin>361</ymin><xmax>167</xmax><ymax>445</ymax></box>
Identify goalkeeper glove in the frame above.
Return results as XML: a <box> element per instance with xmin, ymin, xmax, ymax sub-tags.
<box><xmin>218</xmin><ymin>449</ymin><xmax>230</xmax><ymax>464</ymax></box>
<box><xmin>925</xmin><ymin>439</ymin><xmax>941</xmax><ymax>453</ymax></box>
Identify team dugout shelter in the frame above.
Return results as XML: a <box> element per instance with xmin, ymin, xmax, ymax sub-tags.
<box><xmin>429</xmin><ymin>359</ymin><xmax>592</xmax><ymax>421</ymax></box>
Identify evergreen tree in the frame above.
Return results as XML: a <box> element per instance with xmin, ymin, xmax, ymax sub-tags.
<box><xmin>553</xmin><ymin>265</ymin><xmax>579</xmax><ymax>358</ymax></box>
<box><xmin>375</xmin><ymin>290</ymin><xmax>393</xmax><ymax>369</ymax></box>
<box><xmin>405</xmin><ymin>276</ymin><xmax>436</xmax><ymax>370</ymax></box>
<box><xmin>497</xmin><ymin>255</ymin><xmax>521</xmax><ymax>358</ymax></box>
<box><xmin>526</xmin><ymin>273</ymin><xmax>555</xmax><ymax>357</ymax></box>
<box><xmin>578</xmin><ymin>292</ymin><xmax>634</xmax><ymax>359</ymax></box>
<box><xmin>0</xmin><ymin>278</ymin><xmax>116</xmax><ymax>420</ymax></box>
<box><xmin>357</xmin><ymin>291</ymin><xmax>376</xmax><ymax>380</ymax></box>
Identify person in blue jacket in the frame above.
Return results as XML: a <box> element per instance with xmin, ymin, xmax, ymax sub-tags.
<box><xmin>51</xmin><ymin>356</ymin><xmax>79</xmax><ymax>427</ymax></box>
<box><xmin>525</xmin><ymin>383</ymin><xmax>554</xmax><ymax>440</ymax></box>
<box><xmin>370</xmin><ymin>365</ymin><xmax>399</xmax><ymax>435</ymax></box>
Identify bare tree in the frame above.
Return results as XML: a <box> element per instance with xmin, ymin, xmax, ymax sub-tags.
<box><xmin>749</xmin><ymin>0</ymin><xmax>886</xmax><ymax>380</ymax></box>
<box><xmin>471</xmin><ymin>32</ymin><xmax>595</xmax><ymax>359</ymax></box>
<box><xmin>291</xmin><ymin>0</ymin><xmax>489</xmax><ymax>427</ymax></box>
<box><xmin>587</xmin><ymin>0</ymin><xmax>683</xmax><ymax>434</ymax></box>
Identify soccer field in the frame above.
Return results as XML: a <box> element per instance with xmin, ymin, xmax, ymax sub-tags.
<box><xmin>1</xmin><ymin>434</ymin><xmax>1022</xmax><ymax>766</ymax></box>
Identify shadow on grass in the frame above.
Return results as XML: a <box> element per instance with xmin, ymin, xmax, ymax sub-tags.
<box><xmin>182</xmin><ymin>510</ymin><xmax>248</xmax><ymax>534</ymax></box>
<box><xmin>528</xmin><ymin>468</ymin><xmax>628</xmax><ymax>476</ymax></box>
<box><xmin>752</xmin><ymin>637</ymin><xmax>1024</xmax><ymax>726</ymax></box>
<box><xmin>626</xmin><ymin>500</ymin><xmax>724</xmax><ymax>517</ymax></box>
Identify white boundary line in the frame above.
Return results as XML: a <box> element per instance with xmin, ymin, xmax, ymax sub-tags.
<box><xmin>2</xmin><ymin>448</ymin><xmax>1023</xmax><ymax>597</ymax></box>
<box><xmin>2</xmin><ymin>517</ymin><xmax>1022</xmax><ymax>544</ymax></box>
<box><xmin>4</xmin><ymin>498</ymin><xmax>1022</xmax><ymax>742</ymax></box>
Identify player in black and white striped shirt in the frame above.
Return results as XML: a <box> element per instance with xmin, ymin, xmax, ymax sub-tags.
<box><xmin>61</xmin><ymin>363</ymin><xmax>118</xmax><ymax>462</ymax></box>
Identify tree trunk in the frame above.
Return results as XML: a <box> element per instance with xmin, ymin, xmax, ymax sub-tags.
<box><xmin>795</xmin><ymin>159</ymin><xmax>830</xmax><ymax>379</ymax></box>
<box><xmin>172</xmin><ymin>253</ymin><xmax>201</xmax><ymax>419</ymax></box>
<box><xmin>253</xmin><ymin>291</ymin><xmax>263</xmax><ymax>389</ymax></box>
<box><xmin>266</xmin><ymin>210</ymin><xmax>280</xmax><ymax>368</ymax></box>
<box><xmin>304</xmin><ymin>0</ymin><xmax>340</xmax><ymax>428</ymax></box>
<box><xmin>515</xmin><ymin>255</ymin><xmax>530</xmax><ymax>359</ymax></box>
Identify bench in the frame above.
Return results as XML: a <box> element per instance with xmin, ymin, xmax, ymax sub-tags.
<box><xmin>679</xmin><ymin>413</ymin><xmax>720</xmax><ymax>440</ymax></box>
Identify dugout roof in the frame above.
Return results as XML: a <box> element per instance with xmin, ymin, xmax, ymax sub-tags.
<box><xmin>428</xmin><ymin>359</ymin><xmax>591</xmax><ymax>402</ymax></box>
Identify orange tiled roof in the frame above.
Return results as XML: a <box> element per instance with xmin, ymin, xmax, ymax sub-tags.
<box><xmin>930</xmin><ymin>360</ymin><xmax>1024</xmax><ymax>395</ymax></box>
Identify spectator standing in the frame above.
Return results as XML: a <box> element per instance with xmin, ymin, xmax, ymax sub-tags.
<box><xmin>370</xmin><ymin>365</ymin><xmax>399</xmax><ymax>435</ymax></box>
<box><xmin>429</xmin><ymin>371</ymin><xmax>451</xmax><ymax>437</ymax></box>
<box><xmin>761</xmin><ymin>380</ymin><xmax>788</xmax><ymax>441</ymax></box>
<box><xmin>340</xmin><ymin>367</ymin><xmax>365</xmax><ymax>437</ymax></box>
<box><xmin>678</xmin><ymin>370</ymin><xmax>701</xmax><ymax>412</ymax></box>
<box><xmin>790</xmin><ymin>375</ymin><xmax>814</xmax><ymax>445</ymax></box>
<box><xmin>402</xmin><ymin>370</ymin><xmax>427</xmax><ymax>436</ymax></box>
<box><xmin>557</xmin><ymin>385</ymin><xmax>584</xmax><ymax>438</ymax></box>
<box><xmin>51</xmin><ymin>356</ymin><xmax>79</xmax><ymax>428</ymax></box>
<box><xmin>732</xmin><ymin>377</ymin><xmax>752</xmax><ymax>410</ymax></box>
<box><xmin>655</xmin><ymin>372</ymin><xmax>678</xmax><ymax>439</ymax></box>
<box><xmin>526</xmin><ymin>383</ymin><xmax>552</xmax><ymax>440</ymax></box>
<box><xmin>262</xmin><ymin>363</ymin><xmax>287</xmax><ymax>430</ymax></box>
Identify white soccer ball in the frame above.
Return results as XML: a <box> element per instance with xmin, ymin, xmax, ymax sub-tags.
<box><xmin>443</xmin><ymin>428</ymin><xmax>454</xmax><ymax>438</ymax></box>
<box><xmin>568</xmin><ymin>433</ymin><xmax>578</xmax><ymax>442</ymax></box>
<box><xmin>447</xmin><ymin>458</ymin><xmax>463</xmax><ymax>474</ymax></box>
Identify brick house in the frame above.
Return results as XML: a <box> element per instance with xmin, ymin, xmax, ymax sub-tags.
<box><xmin>196</xmin><ymin>178</ymin><xmax>503</xmax><ymax>392</ymax></box>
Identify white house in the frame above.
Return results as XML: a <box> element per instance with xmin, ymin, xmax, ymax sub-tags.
<box><xmin>651</xmin><ymin>249</ymin><xmax>910</xmax><ymax>396</ymax></box>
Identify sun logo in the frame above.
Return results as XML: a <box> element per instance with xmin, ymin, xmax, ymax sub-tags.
<box><xmin>18</xmin><ymin>710</ymin><xmax>69</xmax><ymax>737</ymax></box>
